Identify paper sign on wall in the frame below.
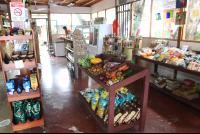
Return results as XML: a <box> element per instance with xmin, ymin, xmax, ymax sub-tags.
<box><xmin>133</xmin><ymin>15</ymin><xmax>138</xmax><ymax>21</ymax></box>
<box><xmin>155</xmin><ymin>13</ymin><xmax>161</xmax><ymax>20</ymax></box>
<box><xmin>10</xmin><ymin>2</ymin><xmax>25</xmax><ymax>21</ymax></box>
<box><xmin>191</xmin><ymin>8</ymin><xmax>200</xmax><ymax>19</ymax></box>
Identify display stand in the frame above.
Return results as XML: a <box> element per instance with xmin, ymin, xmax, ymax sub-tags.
<box><xmin>135</xmin><ymin>53</ymin><xmax>200</xmax><ymax>111</ymax></box>
<box><xmin>78</xmin><ymin>54</ymin><xmax>150</xmax><ymax>133</ymax></box>
<box><xmin>73</xmin><ymin>29</ymin><xmax>88</xmax><ymax>79</ymax></box>
<box><xmin>0</xmin><ymin>30</ymin><xmax>46</xmax><ymax>132</ymax></box>
<box><xmin>103</xmin><ymin>37</ymin><xmax>126</xmax><ymax>55</ymax></box>
<box><xmin>0</xmin><ymin>15</ymin><xmax>11</xmax><ymax>30</ymax></box>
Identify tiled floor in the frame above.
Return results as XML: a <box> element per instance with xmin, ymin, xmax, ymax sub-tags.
<box><xmin>1</xmin><ymin>50</ymin><xmax>200</xmax><ymax>133</ymax></box>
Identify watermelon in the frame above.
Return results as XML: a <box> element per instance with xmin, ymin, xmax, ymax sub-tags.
<box><xmin>78</xmin><ymin>58</ymin><xmax>86</xmax><ymax>66</ymax></box>
<box><xmin>82</xmin><ymin>60</ymin><xmax>91</xmax><ymax>68</ymax></box>
<box><xmin>86</xmin><ymin>54</ymin><xmax>95</xmax><ymax>60</ymax></box>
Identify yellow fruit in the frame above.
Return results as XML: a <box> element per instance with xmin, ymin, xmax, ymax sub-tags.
<box><xmin>90</xmin><ymin>58</ymin><xmax>102</xmax><ymax>64</ymax></box>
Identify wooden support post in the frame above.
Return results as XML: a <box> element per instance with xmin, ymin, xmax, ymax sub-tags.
<box><xmin>154</xmin><ymin>64</ymin><xmax>158</xmax><ymax>73</ymax></box>
<box><xmin>7</xmin><ymin>3</ymin><xmax>12</xmax><ymax>28</ymax></box>
<box><xmin>107</xmin><ymin>90</ymin><xmax>115</xmax><ymax>133</ymax></box>
<box><xmin>139</xmin><ymin>74</ymin><xmax>150</xmax><ymax>132</ymax></box>
<box><xmin>149</xmin><ymin>0</ymin><xmax>153</xmax><ymax>37</ymax></box>
<box><xmin>48</xmin><ymin>5</ymin><xmax>52</xmax><ymax>46</ymax></box>
<box><xmin>130</xmin><ymin>2</ymin><xmax>133</xmax><ymax>37</ymax></box>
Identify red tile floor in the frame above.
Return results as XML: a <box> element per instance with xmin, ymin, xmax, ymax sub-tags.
<box><xmin>31</xmin><ymin>55</ymin><xmax>200</xmax><ymax>133</ymax></box>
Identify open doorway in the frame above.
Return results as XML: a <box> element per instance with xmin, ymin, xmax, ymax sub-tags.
<box><xmin>32</xmin><ymin>14</ymin><xmax>49</xmax><ymax>56</ymax></box>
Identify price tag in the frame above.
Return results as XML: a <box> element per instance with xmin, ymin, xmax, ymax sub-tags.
<box><xmin>15</xmin><ymin>60</ymin><xmax>24</xmax><ymax>68</ymax></box>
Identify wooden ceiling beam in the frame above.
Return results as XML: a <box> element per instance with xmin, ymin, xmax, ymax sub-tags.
<box><xmin>4</xmin><ymin>0</ymin><xmax>8</xmax><ymax>3</ymax></box>
<box><xmin>81</xmin><ymin>0</ymin><xmax>96</xmax><ymax>6</ymax></box>
<box><xmin>60</xmin><ymin>0</ymin><xmax>66</xmax><ymax>5</ymax></box>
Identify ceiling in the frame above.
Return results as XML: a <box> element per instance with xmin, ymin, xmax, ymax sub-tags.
<box><xmin>0</xmin><ymin>0</ymin><xmax>104</xmax><ymax>7</ymax></box>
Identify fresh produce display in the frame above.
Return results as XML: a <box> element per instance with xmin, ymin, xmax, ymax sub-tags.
<box><xmin>103</xmin><ymin>62</ymin><xmax>121</xmax><ymax>69</ymax></box>
<box><xmin>86</xmin><ymin>54</ymin><xmax>95</xmax><ymax>60</ymax></box>
<box><xmin>79</xmin><ymin>86</ymin><xmax>141</xmax><ymax>126</ymax></box>
<box><xmin>78</xmin><ymin>58</ymin><xmax>86</xmax><ymax>66</ymax></box>
<box><xmin>90</xmin><ymin>58</ymin><xmax>102</xmax><ymax>64</ymax></box>
<box><xmin>137</xmin><ymin>43</ymin><xmax>200</xmax><ymax>72</ymax></box>
<box><xmin>88</xmin><ymin>64</ymin><xmax>110</xmax><ymax>76</ymax></box>
<box><xmin>82</xmin><ymin>60</ymin><xmax>92</xmax><ymax>68</ymax></box>
<box><xmin>150</xmin><ymin>73</ymin><xmax>199</xmax><ymax>100</ymax></box>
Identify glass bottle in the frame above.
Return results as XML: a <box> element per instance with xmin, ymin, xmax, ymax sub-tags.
<box><xmin>17</xmin><ymin>79</ymin><xmax>22</xmax><ymax>94</ymax></box>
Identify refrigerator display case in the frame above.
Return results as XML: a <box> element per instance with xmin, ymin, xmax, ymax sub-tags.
<box><xmin>88</xmin><ymin>24</ymin><xmax>112</xmax><ymax>56</ymax></box>
<box><xmin>75</xmin><ymin>25</ymin><xmax>90</xmax><ymax>44</ymax></box>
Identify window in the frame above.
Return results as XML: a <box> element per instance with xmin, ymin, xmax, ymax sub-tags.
<box><xmin>72</xmin><ymin>14</ymin><xmax>90</xmax><ymax>32</ymax></box>
<box><xmin>32</xmin><ymin>14</ymin><xmax>48</xmax><ymax>18</ymax></box>
<box><xmin>98</xmin><ymin>10</ymin><xmax>105</xmax><ymax>18</ymax></box>
<box><xmin>106</xmin><ymin>8</ymin><xmax>116</xmax><ymax>24</ymax></box>
<box><xmin>50</xmin><ymin>14</ymin><xmax>71</xmax><ymax>34</ymax></box>
<box><xmin>152</xmin><ymin>0</ymin><xmax>179</xmax><ymax>39</ymax></box>
<box><xmin>132</xmin><ymin>0</ymin><xmax>151</xmax><ymax>37</ymax></box>
<box><xmin>92</xmin><ymin>13</ymin><xmax>97</xmax><ymax>19</ymax></box>
<box><xmin>185</xmin><ymin>0</ymin><xmax>200</xmax><ymax>41</ymax></box>
<box><xmin>117</xmin><ymin>3</ymin><xmax>131</xmax><ymax>38</ymax></box>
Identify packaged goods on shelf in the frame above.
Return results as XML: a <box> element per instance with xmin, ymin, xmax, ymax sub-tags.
<box><xmin>79</xmin><ymin>86</ymin><xmax>141</xmax><ymax>126</ymax></box>
<box><xmin>136</xmin><ymin>45</ymin><xmax>200</xmax><ymax>72</ymax></box>
<box><xmin>13</xmin><ymin>99</ymin><xmax>42</xmax><ymax>125</ymax></box>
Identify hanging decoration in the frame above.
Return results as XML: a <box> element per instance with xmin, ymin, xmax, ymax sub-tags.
<box><xmin>175</xmin><ymin>11</ymin><xmax>187</xmax><ymax>25</ymax></box>
<box><xmin>155</xmin><ymin>13</ymin><xmax>161</xmax><ymax>20</ymax></box>
<box><xmin>176</xmin><ymin>0</ymin><xmax>187</xmax><ymax>9</ymax></box>
<box><xmin>133</xmin><ymin>15</ymin><xmax>138</xmax><ymax>21</ymax></box>
<box><xmin>119</xmin><ymin>0</ymin><xmax>127</xmax><ymax>5</ymax></box>
<box><xmin>166</xmin><ymin>10</ymin><xmax>174</xmax><ymax>19</ymax></box>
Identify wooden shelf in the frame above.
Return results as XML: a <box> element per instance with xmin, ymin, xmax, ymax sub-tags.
<box><xmin>134</xmin><ymin>55</ymin><xmax>200</xmax><ymax>77</ymax></box>
<box><xmin>1</xmin><ymin>15</ymin><xmax>9</xmax><ymax>20</ymax></box>
<box><xmin>78</xmin><ymin>54</ymin><xmax>150</xmax><ymax>133</ymax></box>
<box><xmin>149</xmin><ymin>83</ymin><xmax>200</xmax><ymax>110</ymax></box>
<box><xmin>66</xmin><ymin>55</ymin><xmax>74</xmax><ymax>63</ymax></box>
<box><xmin>66</xmin><ymin>63</ymin><xmax>73</xmax><ymax>69</ymax></box>
<box><xmin>65</xmin><ymin>39</ymin><xmax>73</xmax><ymax>42</ymax></box>
<box><xmin>66</xmin><ymin>47</ymin><xmax>73</xmax><ymax>52</ymax></box>
<box><xmin>3</xmin><ymin>25</ymin><xmax>10</xmax><ymax>28</ymax></box>
<box><xmin>12</xmin><ymin>116</ymin><xmax>44</xmax><ymax>132</ymax></box>
<box><xmin>7</xmin><ymin>89</ymin><xmax>40</xmax><ymax>102</ymax></box>
<box><xmin>0</xmin><ymin>35</ymin><xmax>33</xmax><ymax>40</ymax></box>
<box><xmin>79</xmin><ymin>94</ymin><xmax>107</xmax><ymax>132</ymax></box>
<box><xmin>2</xmin><ymin>59</ymin><xmax>37</xmax><ymax>71</ymax></box>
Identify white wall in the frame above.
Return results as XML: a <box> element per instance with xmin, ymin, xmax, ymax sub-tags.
<box><xmin>30</xmin><ymin>5</ymin><xmax>91</xmax><ymax>14</ymax></box>
<box><xmin>0</xmin><ymin>4</ymin><xmax>8</xmax><ymax>12</ymax></box>
<box><xmin>91</xmin><ymin>0</ymin><xmax>115</xmax><ymax>13</ymax></box>
<box><xmin>138</xmin><ymin>38</ymin><xmax>200</xmax><ymax>87</ymax></box>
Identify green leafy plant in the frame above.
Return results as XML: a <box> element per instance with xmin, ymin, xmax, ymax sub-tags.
<box><xmin>195</xmin><ymin>32</ymin><xmax>200</xmax><ymax>41</ymax></box>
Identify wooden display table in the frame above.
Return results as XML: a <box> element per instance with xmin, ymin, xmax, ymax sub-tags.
<box><xmin>78</xmin><ymin>54</ymin><xmax>150</xmax><ymax>133</ymax></box>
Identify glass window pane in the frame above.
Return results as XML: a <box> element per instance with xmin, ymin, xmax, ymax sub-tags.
<box><xmin>32</xmin><ymin>14</ymin><xmax>48</xmax><ymax>18</ymax></box>
<box><xmin>92</xmin><ymin>13</ymin><xmax>97</xmax><ymax>19</ymax></box>
<box><xmin>185</xmin><ymin>0</ymin><xmax>200</xmax><ymax>41</ymax></box>
<box><xmin>98</xmin><ymin>10</ymin><xmax>105</xmax><ymax>18</ymax></box>
<box><xmin>106</xmin><ymin>8</ymin><xmax>116</xmax><ymax>24</ymax></box>
<box><xmin>72</xmin><ymin>14</ymin><xmax>90</xmax><ymax>32</ymax></box>
<box><xmin>50</xmin><ymin>14</ymin><xmax>71</xmax><ymax>34</ymax></box>
<box><xmin>152</xmin><ymin>0</ymin><xmax>179</xmax><ymax>39</ymax></box>
<box><xmin>132</xmin><ymin>0</ymin><xmax>151</xmax><ymax>37</ymax></box>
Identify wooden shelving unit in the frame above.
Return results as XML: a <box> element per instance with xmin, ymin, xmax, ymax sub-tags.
<box><xmin>0</xmin><ymin>30</ymin><xmax>45</xmax><ymax>133</ymax></box>
<box><xmin>135</xmin><ymin>54</ymin><xmax>200</xmax><ymax>111</ymax></box>
<box><xmin>78</xmin><ymin>54</ymin><xmax>150</xmax><ymax>133</ymax></box>
<box><xmin>103</xmin><ymin>37</ymin><xmax>126</xmax><ymax>54</ymax></box>
<box><xmin>0</xmin><ymin>15</ymin><xmax>11</xmax><ymax>30</ymax></box>
<box><xmin>65</xmin><ymin>38</ymin><xmax>75</xmax><ymax>72</ymax></box>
